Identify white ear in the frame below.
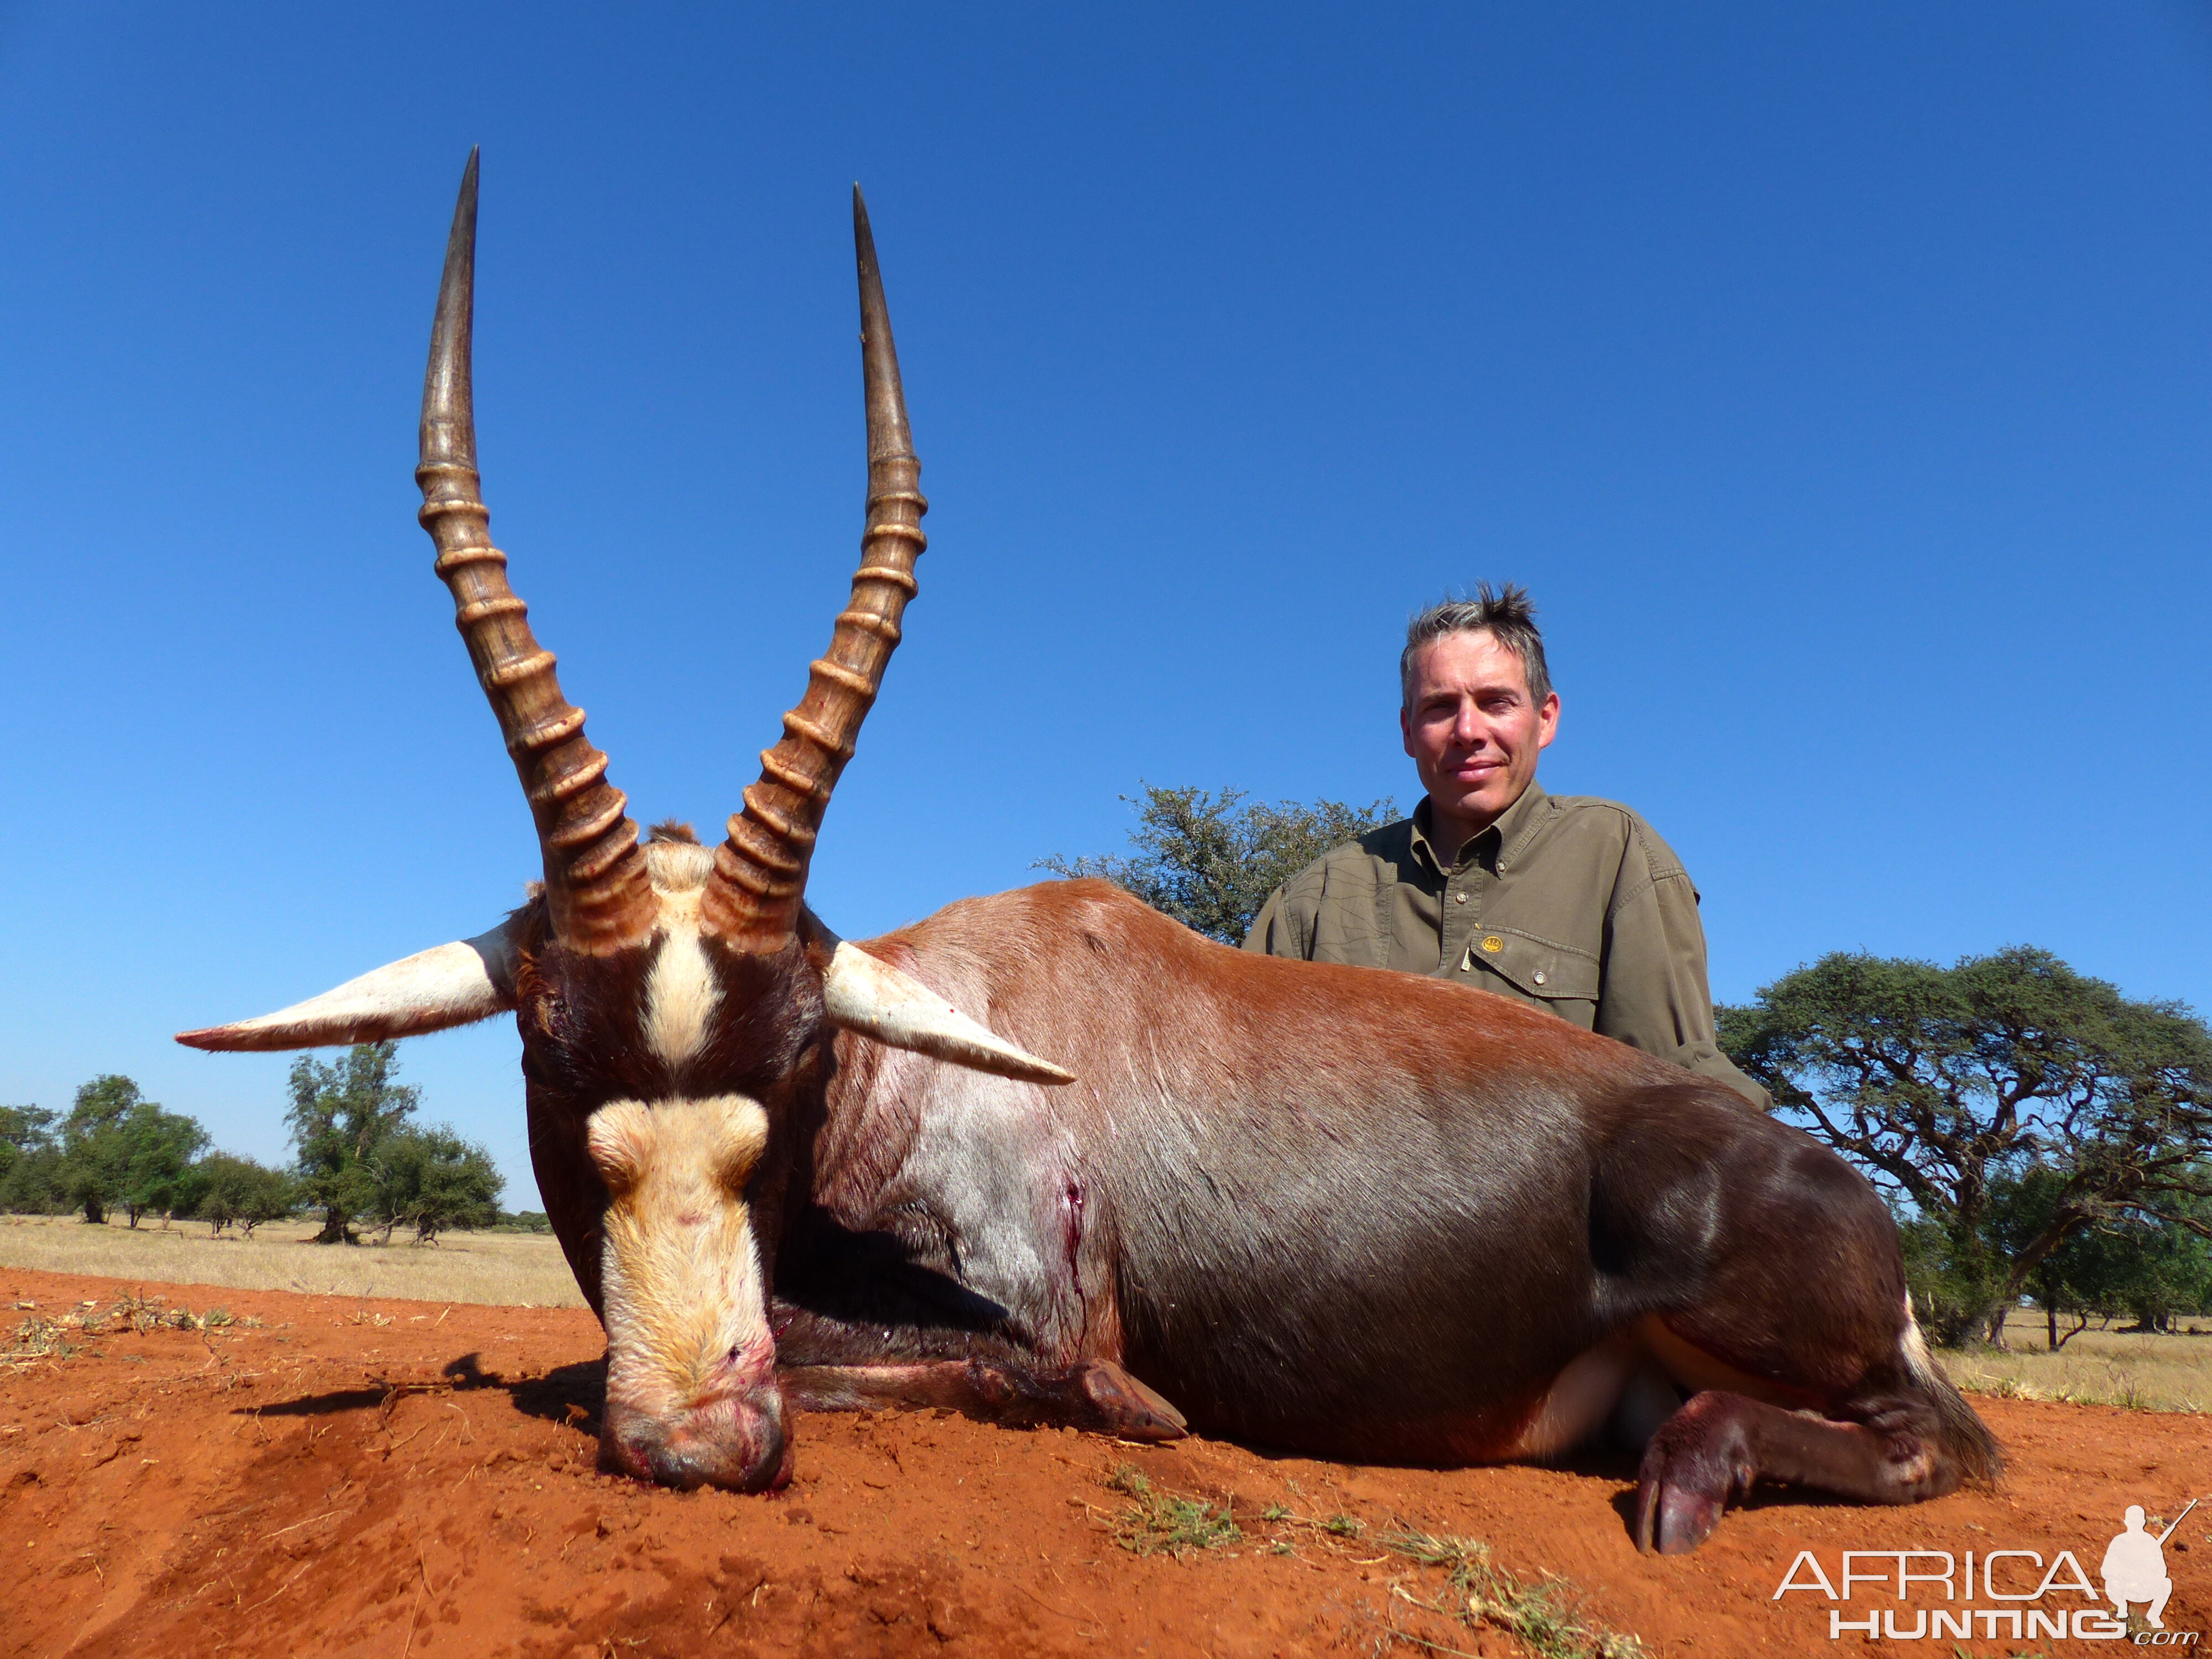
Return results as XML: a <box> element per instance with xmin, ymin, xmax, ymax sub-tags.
<box><xmin>175</xmin><ymin>921</ymin><xmax>521</xmax><ymax>1053</ymax></box>
<box><xmin>821</xmin><ymin>940</ymin><xmax>1075</xmax><ymax>1086</ymax></box>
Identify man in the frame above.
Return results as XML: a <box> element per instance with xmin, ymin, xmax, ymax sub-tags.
<box><xmin>1244</xmin><ymin>586</ymin><xmax>1768</xmax><ymax>1110</ymax></box>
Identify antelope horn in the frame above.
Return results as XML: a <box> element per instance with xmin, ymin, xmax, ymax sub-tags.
<box><xmin>815</xmin><ymin>928</ymin><xmax>1076</xmax><ymax>1086</ymax></box>
<box><xmin>701</xmin><ymin>185</ymin><xmax>926</xmax><ymax>951</ymax></box>
<box><xmin>417</xmin><ymin>150</ymin><xmax>655</xmax><ymax>954</ymax></box>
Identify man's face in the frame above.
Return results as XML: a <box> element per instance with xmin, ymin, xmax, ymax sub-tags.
<box><xmin>1399</xmin><ymin>630</ymin><xmax>1560</xmax><ymax>839</ymax></box>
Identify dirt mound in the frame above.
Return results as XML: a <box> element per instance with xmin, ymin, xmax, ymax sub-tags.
<box><xmin>4</xmin><ymin>1267</ymin><xmax>2205</xmax><ymax>1657</ymax></box>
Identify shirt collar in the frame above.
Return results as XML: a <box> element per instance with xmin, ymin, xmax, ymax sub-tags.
<box><xmin>1410</xmin><ymin>780</ymin><xmax>1550</xmax><ymax>877</ymax></box>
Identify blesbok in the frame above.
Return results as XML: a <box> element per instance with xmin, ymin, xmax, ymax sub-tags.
<box><xmin>179</xmin><ymin>154</ymin><xmax>1997</xmax><ymax>1553</ymax></box>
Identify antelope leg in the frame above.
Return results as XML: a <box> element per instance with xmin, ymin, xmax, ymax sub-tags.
<box><xmin>1632</xmin><ymin>1389</ymin><xmax>1956</xmax><ymax>1554</ymax></box>
<box><xmin>779</xmin><ymin>1358</ymin><xmax>1187</xmax><ymax>1442</ymax></box>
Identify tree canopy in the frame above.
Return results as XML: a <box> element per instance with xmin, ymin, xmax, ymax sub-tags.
<box><xmin>1039</xmin><ymin>784</ymin><xmax>1397</xmax><ymax>945</ymax></box>
<box><xmin>55</xmin><ymin>1076</ymin><xmax>211</xmax><ymax>1227</ymax></box>
<box><xmin>5</xmin><ymin>1053</ymin><xmax>498</xmax><ymax>1244</ymax></box>
<box><xmin>285</xmin><ymin>1042</ymin><xmax>503</xmax><ymax>1244</ymax></box>
<box><xmin>286</xmin><ymin>1042</ymin><xmax>423</xmax><ymax>1243</ymax></box>
<box><xmin>365</xmin><ymin>1125</ymin><xmax>503</xmax><ymax>1243</ymax></box>
<box><xmin>0</xmin><ymin>1105</ymin><xmax>62</xmax><ymax>1213</ymax></box>
<box><xmin>192</xmin><ymin>1152</ymin><xmax>299</xmax><ymax>1236</ymax></box>
<box><xmin>1720</xmin><ymin>947</ymin><xmax>2212</xmax><ymax>1343</ymax></box>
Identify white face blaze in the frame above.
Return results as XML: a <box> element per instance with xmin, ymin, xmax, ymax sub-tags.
<box><xmin>180</xmin><ymin>831</ymin><xmax>1071</xmax><ymax>1494</ymax></box>
<box><xmin>641</xmin><ymin>875</ymin><xmax>721</xmax><ymax>1069</ymax></box>
<box><xmin>588</xmin><ymin>1094</ymin><xmax>774</xmax><ymax>1419</ymax></box>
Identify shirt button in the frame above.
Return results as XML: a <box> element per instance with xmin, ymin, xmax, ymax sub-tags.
<box><xmin>1453</xmin><ymin>891</ymin><xmax>1467</xmax><ymax>904</ymax></box>
<box><xmin>1532</xmin><ymin>971</ymin><xmax>1547</xmax><ymax>987</ymax></box>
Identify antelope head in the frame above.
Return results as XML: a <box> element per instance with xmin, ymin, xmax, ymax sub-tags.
<box><xmin>177</xmin><ymin>153</ymin><xmax>1071</xmax><ymax>1493</ymax></box>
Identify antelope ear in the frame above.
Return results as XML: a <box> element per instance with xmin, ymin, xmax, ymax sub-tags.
<box><xmin>175</xmin><ymin>921</ymin><xmax>521</xmax><ymax>1052</ymax></box>
<box><xmin>819</xmin><ymin>938</ymin><xmax>1075</xmax><ymax>1087</ymax></box>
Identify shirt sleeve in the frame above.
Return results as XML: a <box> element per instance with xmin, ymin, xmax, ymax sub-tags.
<box><xmin>1242</xmin><ymin>885</ymin><xmax>1302</xmax><ymax>957</ymax></box>
<box><xmin>1595</xmin><ymin>830</ymin><xmax>1771</xmax><ymax>1112</ymax></box>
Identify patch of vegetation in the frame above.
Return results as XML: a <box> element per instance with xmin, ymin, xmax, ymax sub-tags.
<box><xmin>1380</xmin><ymin>1529</ymin><xmax>1646</xmax><ymax>1659</ymax></box>
<box><xmin>0</xmin><ymin>1212</ymin><xmax>583</xmax><ymax>1307</ymax></box>
<box><xmin>1103</xmin><ymin>1464</ymin><xmax>1243</xmax><ymax>1558</ymax></box>
<box><xmin>289</xmin><ymin>1044</ymin><xmax>502</xmax><ymax>1243</ymax></box>
<box><xmin>1938</xmin><ymin>1310</ymin><xmax>2212</xmax><ymax>1412</ymax></box>
<box><xmin>1040</xmin><ymin>785</ymin><xmax>1396</xmax><ymax>945</ymax></box>
<box><xmin>1719</xmin><ymin>948</ymin><xmax>2212</xmax><ymax>1348</ymax></box>
<box><xmin>3</xmin><ymin>1314</ymin><xmax>75</xmax><ymax>1367</ymax></box>
<box><xmin>1086</xmin><ymin>1469</ymin><xmax>1646</xmax><ymax>1659</ymax></box>
<box><xmin>193</xmin><ymin>1153</ymin><xmax>298</xmax><ymax>1236</ymax></box>
<box><xmin>79</xmin><ymin>1292</ymin><xmax>206</xmax><ymax>1334</ymax></box>
<box><xmin>2</xmin><ymin>1292</ymin><xmax>227</xmax><ymax>1363</ymax></box>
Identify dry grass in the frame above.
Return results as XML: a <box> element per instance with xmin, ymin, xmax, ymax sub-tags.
<box><xmin>9</xmin><ymin>1212</ymin><xmax>2205</xmax><ymax>1407</ymax></box>
<box><xmin>1937</xmin><ymin>1309</ymin><xmax>2212</xmax><ymax>1413</ymax></box>
<box><xmin>1086</xmin><ymin>1467</ymin><xmax>1647</xmax><ymax>1659</ymax></box>
<box><xmin>0</xmin><ymin>1212</ymin><xmax>585</xmax><ymax>1307</ymax></box>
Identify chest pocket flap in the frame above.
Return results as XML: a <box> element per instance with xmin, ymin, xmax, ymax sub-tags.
<box><xmin>1463</xmin><ymin>931</ymin><xmax>1600</xmax><ymax>1003</ymax></box>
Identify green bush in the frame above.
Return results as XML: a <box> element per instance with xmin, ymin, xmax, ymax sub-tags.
<box><xmin>1040</xmin><ymin>784</ymin><xmax>1396</xmax><ymax>945</ymax></box>
<box><xmin>0</xmin><ymin>1106</ymin><xmax>65</xmax><ymax>1213</ymax></box>
<box><xmin>364</xmin><ymin>1125</ymin><xmax>504</xmax><ymax>1244</ymax></box>
<box><xmin>192</xmin><ymin>1154</ymin><xmax>299</xmax><ymax>1236</ymax></box>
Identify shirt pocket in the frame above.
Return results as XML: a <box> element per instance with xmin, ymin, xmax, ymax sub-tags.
<box><xmin>1462</xmin><ymin>932</ymin><xmax>1601</xmax><ymax>1026</ymax></box>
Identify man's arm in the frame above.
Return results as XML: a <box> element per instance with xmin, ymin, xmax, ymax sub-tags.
<box><xmin>1595</xmin><ymin>824</ymin><xmax>1771</xmax><ymax>1111</ymax></box>
<box><xmin>1241</xmin><ymin>884</ymin><xmax>1304</xmax><ymax>957</ymax></box>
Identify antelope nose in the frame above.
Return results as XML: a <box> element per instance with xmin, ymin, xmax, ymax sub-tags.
<box><xmin>601</xmin><ymin>1384</ymin><xmax>791</xmax><ymax>1494</ymax></box>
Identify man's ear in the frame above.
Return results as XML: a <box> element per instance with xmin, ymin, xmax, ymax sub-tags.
<box><xmin>1399</xmin><ymin>700</ymin><xmax>1416</xmax><ymax>759</ymax></box>
<box><xmin>1535</xmin><ymin>691</ymin><xmax>1561</xmax><ymax>751</ymax></box>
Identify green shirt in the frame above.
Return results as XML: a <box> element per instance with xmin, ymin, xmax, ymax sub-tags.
<box><xmin>1242</xmin><ymin>784</ymin><xmax>1769</xmax><ymax>1110</ymax></box>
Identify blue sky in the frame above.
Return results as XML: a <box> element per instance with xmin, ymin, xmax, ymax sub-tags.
<box><xmin>3</xmin><ymin>4</ymin><xmax>2207</xmax><ymax>1198</ymax></box>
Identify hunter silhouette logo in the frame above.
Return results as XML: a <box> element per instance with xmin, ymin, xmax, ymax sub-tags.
<box><xmin>1772</xmin><ymin>1499</ymin><xmax>2204</xmax><ymax>1643</ymax></box>
<box><xmin>2106</xmin><ymin>1501</ymin><xmax>2194</xmax><ymax>1631</ymax></box>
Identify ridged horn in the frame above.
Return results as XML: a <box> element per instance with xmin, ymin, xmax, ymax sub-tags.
<box><xmin>701</xmin><ymin>185</ymin><xmax>926</xmax><ymax>952</ymax></box>
<box><xmin>417</xmin><ymin>150</ymin><xmax>656</xmax><ymax>954</ymax></box>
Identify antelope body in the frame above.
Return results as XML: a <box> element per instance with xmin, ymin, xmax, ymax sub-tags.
<box><xmin>180</xmin><ymin>155</ymin><xmax>1999</xmax><ymax>1553</ymax></box>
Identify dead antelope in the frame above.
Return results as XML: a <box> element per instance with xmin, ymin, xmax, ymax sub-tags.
<box><xmin>180</xmin><ymin>154</ymin><xmax>1998</xmax><ymax>1552</ymax></box>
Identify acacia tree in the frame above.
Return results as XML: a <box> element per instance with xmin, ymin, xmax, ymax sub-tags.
<box><xmin>194</xmin><ymin>1152</ymin><xmax>299</xmax><ymax>1236</ymax></box>
<box><xmin>1039</xmin><ymin>785</ymin><xmax>1397</xmax><ymax>945</ymax></box>
<box><xmin>0</xmin><ymin>1106</ymin><xmax>62</xmax><ymax>1213</ymax></box>
<box><xmin>2080</xmin><ymin>1200</ymin><xmax>2212</xmax><ymax>1334</ymax></box>
<box><xmin>287</xmin><ymin>1043</ymin><xmax>420</xmax><ymax>1244</ymax></box>
<box><xmin>59</xmin><ymin>1076</ymin><xmax>145</xmax><ymax>1224</ymax></box>
<box><xmin>118</xmin><ymin>1103</ymin><xmax>210</xmax><ymax>1227</ymax></box>
<box><xmin>364</xmin><ymin>1127</ymin><xmax>503</xmax><ymax>1243</ymax></box>
<box><xmin>1720</xmin><ymin>948</ymin><xmax>2212</xmax><ymax>1344</ymax></box>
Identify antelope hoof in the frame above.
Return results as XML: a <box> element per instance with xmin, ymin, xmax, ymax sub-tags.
<box><xmin>1078</xmin><ymin>1361</ymin><xmax>1188</xmax><ymax>1442</ymax></box>
<box><xmin>1632</xmin><ymin>1391</ymin><xmax>1757</xmax><ymax>1554</ymax></box>
<box><xmin>1632</xmin><ymin>1472</ymin><xmax>1726</xmax><ymax>1555</ymax></box>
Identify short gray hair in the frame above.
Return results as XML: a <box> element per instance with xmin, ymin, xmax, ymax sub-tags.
<box><xmin>1399</xmin><ymin>585</ymin><xmax>1551</xmax><ymax>709</ymax></box>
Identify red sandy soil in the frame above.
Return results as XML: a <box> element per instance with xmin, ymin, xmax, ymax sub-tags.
<box><xmin>3</xmin><ymin>1267</ymin><xmax>2207</xmax><ymax>1659</ymax></box>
